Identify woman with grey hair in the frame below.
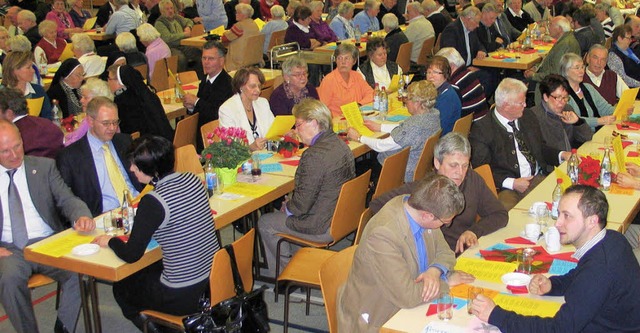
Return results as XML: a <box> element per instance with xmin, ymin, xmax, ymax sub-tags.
<box><xmin>382</xmin><ymin>12</ymin><xmax>408</xmax><ymax>61</ymax></box>
<box><xmin>137</xmin><ymin>23</ymin><xmax>171</xmax><ymax>76</ymax></box>
<box><xmin>358</xmin><ymin>37</ymin><xmax>402</xmax><ymax>89</ymax></box>
<box><xmin>64</xmin><ymin>77</ymin><xmax>114</xmax><ymax>145</ymax></box>
<box><xmin>258</xmin><ymin>98</ymin><xmax>355</xmax><ymax>279</ymax></box>
<box><xmin>309</xmin><ymin>0</ymin><xmax>337</xmax><ymax>43</ymax></box>
<box><xmin>35</xmin><ymin>19</ymin><xmax>67</xmax><ymax>64</ymax></box>
<box><xmin>347</xmin><ymin>80</ymin><xmax>441</xmax><ymax>182</ymax></box>
<box><xmin>68</xmin><ymin>0</ymin><xmax>92</xmax><ymax>29</ymax></box>
<box><xmin>560</xmin><ymin>52</ymin><xmax>615</xmax><ymax>129</ymax></box>
<box><xmin>318</xmin><ymin>43</ymin><xmax>374</xmax><ymax>117</ymax></box>
<box><xmin>329</xmin><ymin>1</ymin><xmax>355</xmax><ymax>40</ymax></box>
<box><xmin>221</xmin><ymin>3</ymin><xmax>260</xmax><ymax>71</ymax></box>
<box><xmin>270</xmin><ymin>56</ymin><xmax>319</xmax><ymax>115</ymax></box>
<box><xmin>260</xmin><ymin>5</ymin><xmax>288</xmax><ymax>54</ymax></box>
<box><xmin>115</xmin><ymin>31</ymin><xmax>148</xmax><ymax>68</ymax></box>
<box><xmin>71</xmin><ymin>33</ymin><xmax>106</xmax><ymax>77</ymax></box>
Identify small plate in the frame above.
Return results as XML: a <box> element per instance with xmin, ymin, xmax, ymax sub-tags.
<box><xmin>71</xmin><ymin>244</ymin><xmax>99</xmax><ymax>256</ymax></box>
<box><xmin>501</xmin><ymin>272</ymin><xmax>531</xmax><ymax>287</ymax></box>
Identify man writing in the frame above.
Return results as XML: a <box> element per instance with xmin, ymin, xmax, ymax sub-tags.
<box><xmin>472</xmin><ymin>185</ymin><xmax>640</xmax><ymax>331</ymax></box>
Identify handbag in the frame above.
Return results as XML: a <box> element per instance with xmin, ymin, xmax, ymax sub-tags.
<box><xmin>183</xmin><ymin>245</ymin><xmax>270</xmax><ymax>333</ymax></box>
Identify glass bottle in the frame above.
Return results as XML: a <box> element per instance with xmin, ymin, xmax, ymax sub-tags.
<box><xmin>51</xmin><ymin>99</ymin><xmax>61</xmax><ymax>126</ymax></box>
<box><xmin>567</xmin><ymin>149</ymin><xmax>579</xmax><ymax>185</ymax></box>
<box><xmin>600</xmin><ymin>148</ymin><xmax>611</xmax><ymax>191</ymax></box>
<box><xmin>121</xmin><ymin>189</ymin><xmax>134</xmax><ymax>234</ymax></box>
<box><xmin>551</xmin><ymin>178</ymin><xmax>563</xmax><ymax>220</ymax></box>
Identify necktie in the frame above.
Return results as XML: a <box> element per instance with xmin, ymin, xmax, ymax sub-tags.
<box><xmin>103</xmin><ymin>143</ymin><xmax>128</xmax><ymax>198</ymax></box>
<box><xmin>7</xmin><ymin>169</ymin><xmax>28</xmax><ymax>249</ymax></box>
<box><xmin>508</xmin><ymin>121</ymin><xmax>536</xmax><ymax>174</ymax></box>
<box><xmin>465</xmin><ymin>28</ymin><xmax>472</xmax><ymax>66</ymax></box>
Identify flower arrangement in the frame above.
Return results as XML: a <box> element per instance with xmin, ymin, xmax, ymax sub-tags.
<box><xmin>278</xmin><ymin>134</ymin><xmax>300</xmax><ymax>158</ymax></box>
<box><xmin>61</xmin><ymin>115</ymin><xmax>77</xmax><ymax>132</ymax></box>
<box><xmin>578</xmin><ymin>155</ymin><xmax>600</xmax><ymax>188</ymax></box>
<box><xmin>201</xmin><ymin>127</ymin><xmax>251</xmax><ymax>169</ymax></box>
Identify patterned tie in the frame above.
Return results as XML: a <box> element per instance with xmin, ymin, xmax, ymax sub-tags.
<box><xmin>7</xmin><ymin>169</ymin><xmax>28</xmax><ymax>249</ymax></box>
<box><xmin>103</xmin><ymin>143</ymin><xmax>128</xmax><ymax>198</ymax></box>
<box><xmin>508</xmin><ymin>121</ymin><xmax>536</xmax><ymax>174</ymax></box>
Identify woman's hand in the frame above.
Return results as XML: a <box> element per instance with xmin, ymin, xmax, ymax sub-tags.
<box><xmin>92</xmin><ymin>235</ymin><xmax>113</xmax><ymax>248</ymax></box>
<box><xmin>597</xmin><ymin>115</ymin><xmax>616</xmax><ymax>125</ymax></box>
<box><xmin>625</xmin><ymin>163</ymin><xmax>640</xmax><ymax>177</ymax></box>
<box><xmin>616</xmin><ymin>172</ymin><xmax>640</xmax><ymax>189</ymax></box>
<box><xmin>559</xmin><ymin>111</ymin><xmax>579</xmax><ymax>124</ymax></box>
<box><xmin>250</xmin><ymin>137</ymin><xmax>268</xmax><ymax>151</ymax></box>
<box><xmin>363</xmin><ymin>120</ymin><xmax>381</xmax><ymax>132</ymax></box>
<box><xmin>346</xmin><ymin>127</ymin><xmax>361</xmax><ymax>141</ymax></box>
<box><xmin>447</xmin><ymin>271</ymin><xmax>475</xmax><ymax>286</ymax></box>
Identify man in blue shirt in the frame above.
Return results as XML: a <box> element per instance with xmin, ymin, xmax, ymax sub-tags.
<box><xmin>353</xmin><ymin>0</ymin><xmax>381</xmax><ymax>33</ymax></box>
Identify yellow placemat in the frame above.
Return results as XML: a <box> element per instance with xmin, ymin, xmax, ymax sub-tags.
<box><xmin>449</xmin><ymin>284</ymin><xmax>500</xmax><ymax>300</ymax></box>
<box><xmin>493</xmin><ymin>294</ymin><xmax>562</xmax><ymax>318</ymax></box>
<box><xmin>224</xmin><ymin>182</ymin><xmax>276</xmax><ymax>198</ymax></box>
<box><xmin>454</xmin><ymin>257</ymin><xmax>518</xmax><ymax>284</ymax></box>
<box><xmin>209</xmin><ymin>25</ymin><xmax>225</xmax><ymax>35</ymax></box>
<box><xmin>30</xmin><ymin>233</ymin><xmax>95</xmax><ymax>257</ymax></box>
<box><xmin>610</xmin><ymin>183</ymin><xmax>635</xmax><ymax>195</ymax></box>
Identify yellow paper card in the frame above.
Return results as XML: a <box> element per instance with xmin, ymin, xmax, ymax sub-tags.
<box><xmin>224</xmin><ymin>182</ymin><xmax>276</xmax><ymax>198</ymax></box>
<box><xmin>209</xmin><ymin>25</ymin><xmax>225</xmax><ymax>35</ymax></box>
<box><xmin>132</xmin><ymin>184</ymin><xmax>154</xmax><ymax>205</ymax></box>
<box><xmin>30</xmin><ymin>232</ymin><xmax>95</xmax><ymax>257</ymax></box>
<box><xmin>26</xmin><ymin>97</ymin><xmax>44</xmax><ymax>117</ymax></box>
<box><xmin>83</xmin><ymin>17</ymin><xmax>97</xmax><ymax>30</ymax></box>
<box><xmin>340</xmin><ymin>102</ymin><xmax>375</xmax><ymax>136</ymax></box>
<box><xmin>553</xmin><ymin>167</ymin><xmax>572</xmax><ymax>191</ymax></box>
<box><xmin>450</xmin><ymin>284</ymin><xmax>500</xmax><ymax>300</ymax></box>
<box><xmin>59</xmin><ymin>42</ymin><xmax>75</xmax><ymax>61</ymax></box>
<box><xmin>493</xmin><ymin>294</ymin><xmax>562</xmax><ymax>318</ymax></box>
<box><xmin>610</xmin><ymin>183</ymin><xmax>634</xmax><ymax>195</ymax></box>
<box><xmin>613</xmin><ymin>135</ymin><xmax>627</xmax><ymax>173</ymax></box>
<box><xmin>454</xmin><ymin>257</ymin><xmax>518</xmax><ymax>284</ymax></box>
<box><xmin>254</xmin><ymin>18</ymin><xmax>266</xmax><ymax>30</ymax></box>
<box><xmin>613</xmin><ymin>87</ymin><xmax>639</xmax><ymax>119</ymax></box>
<box><xmin>265</xmin><ymin>115</ymin><xmax>295</xmax><ymax>139</ymax></box>
<box><xmin>387</xmin><ymin>74</ymin><xmax>414</xmax><ymax>93</ymax></box>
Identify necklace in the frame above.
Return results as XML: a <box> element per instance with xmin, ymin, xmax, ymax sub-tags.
<box><xmin>575</xmin><ymin>86</ymin><xmax>582</xmax><ymax>94</ymax></box>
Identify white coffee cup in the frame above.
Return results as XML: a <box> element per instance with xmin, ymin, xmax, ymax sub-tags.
<box><xmin>525</xmin><ymin>223</ymin><xmax>541</xmax><ymax>240</ymax></box>
<box><xmin>545</xmin><ymin>227</ymin><xmax>561</xmax><ymax>252</ymax></box>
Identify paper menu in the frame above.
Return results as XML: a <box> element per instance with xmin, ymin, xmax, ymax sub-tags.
<box><xmin>493</xmin><ymin>294</ymin><xmax>562</xmax><ymax>318</ymax></box>
<box><xmin>387</xmin><ymin>74</ymin><xmax>414</xmax><ymax>93</ymax></box>
<box><xmin>224</xmin><ymin>182</ymin><xmax>276</xmax><ymax>198</ymax></box>
<box><xmin>613</xmin><ymin>135</ymin><xmax>627</xmax><ymax>173</ymax></box>
<box><xmin>254</xmin><ymin>18</ymin><xmax>266</xmax><ymax>30</ymax></box>
<box><xmin>553</xmin><ymin>167</ymin><xmax>572</xmax><ymax>191</ymax></box>
<box><xmin>340</xmin><ymin>102</ymin><xmax>375</xmax><ymax>136</ymax></box>
<box><xmin>613</xmin><ymin>87</ymin><xmax>639</xmax><ymax>120</ymax></box>
<box><xmin>453</xmin><ymin>257</ymin><xmax>518</xmax><ymax>284</ymax></box>
<box><xmin>209</xmin><ymin>25</ymin><xmax>225</xmax><ymax>35</ymax></box>
<box><xmin>83</xmin><ymin>17</ymin><xmax>97</xmax><ymax>30</ymax></box>
<box><xmin>26</xmin><ymin>97</ymin><xmax>44</xmax><ymax>117</ymax></box>
<box><xmin>30</xmin><ymin>233</ymin><xmax>95</xmax><ymax>258</ymax></box>
<box><xmin>265</xmin><ymin>115</ymin><xmax>295</xmax><ymax>139</ymax></box>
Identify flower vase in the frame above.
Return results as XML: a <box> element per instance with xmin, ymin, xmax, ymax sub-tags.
<box><xmin>215</xmin><ymin>167</ymin><xmax>238</xmax><ymax>186</ymax></box>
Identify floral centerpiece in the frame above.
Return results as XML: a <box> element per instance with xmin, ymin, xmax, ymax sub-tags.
<box><xmin>277</xmin><ymin>134</ymin><xmax>300</xmax><ymax>158</ymax></box>
<box><xmin>201</xmin><ymin>127</ymin><xmax>251</xmax><ymax>185</ymax></box>
<box><xmin>61</xmin><ymin>115</ymin><xmax>77</xmax><ymax>132</ymax></box>
<box><xmin>578</xmin><ymin>155</ymin><xmax>600</xmax><ymax>188</ymax></box>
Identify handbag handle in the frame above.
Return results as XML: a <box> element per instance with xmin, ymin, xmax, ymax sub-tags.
<box><xmin>224</xmin><ymin>244</ymin><xmax>245</xmax><ymax>295</ymax></box>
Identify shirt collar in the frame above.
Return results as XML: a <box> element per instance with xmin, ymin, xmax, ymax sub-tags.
<box><xmin>87</xmin><ymin>130</ymin><xmax>109</xmax><ymax>152</ymax></box>
<box><xmin>293</xmin><ymin>20</ymin><xmax>310</xmax><ymax>33</ymax></box>
<box><xmin>309</xmin><ymin>131</ymin><xmax>324</xmax><ymax>145</ymax></box>
<box><xmin>12</xmin><ymin>115</ymin><xmax>27</xmax><ymax>122</ymax></box>
<box><xmin>494</xmin><ymin>108</ymin><xmax>516</xmax><ymax>131</ymax></box>
<box><xmin>508</xmin><ymin>7</ymin><xmax>523</xmax><ymax>17</ymax></box>
<box><xmin>0</xmin><ymin>161</ymin><xmax>24</xmax><ymax>175</ymax></box>
<box><xmin>207</xmin><ymin>70</ymin><xmax>222</xmax><ymax>83</ymax></box>
<box><xmin>586</xmin><ymin>67</ymin><xmax>603</xmax><ymax>81</ymax></box>
<box><xmin>23</xmin><ymin>83</ymin><xmax>36</xmax><ymax>96</ymax></box>
<box><xmin>572</xmin><ymin>228</ymin><xmax>606</xmax><ymax>260</ymax></box>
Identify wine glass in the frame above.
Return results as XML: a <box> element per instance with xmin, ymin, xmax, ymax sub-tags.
<box><xmin>535</xmin><ymin>205</ymin><xmax>548</xmax><ymax>229</ymax></box>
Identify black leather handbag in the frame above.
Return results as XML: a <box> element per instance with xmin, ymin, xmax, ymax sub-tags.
<box><xmin>183</xmin><ymin>245</ymin><xmax>270</xmax><ymax>333</ymax></box>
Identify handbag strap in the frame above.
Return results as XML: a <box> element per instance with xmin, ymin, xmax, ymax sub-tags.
<box><xmin>224</xmin><ymin>244</ymin><xmax>245</xmax><ymax>295</ymax></box>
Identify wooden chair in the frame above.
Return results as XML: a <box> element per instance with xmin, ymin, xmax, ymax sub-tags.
<box><xmin>142</xmin><ymin>229</ymin><xmax>256</xmax><ymax>333</ymax></box>
<box><xmin>452</xmin><ymin>113</ymin><xmax>473</xmax><ymax>138</ymax></box>
<box><xmin>174</xmin><ymin>144</ymin><xmax>203</xmax><ymax>174</ymax></box>
<box><xmin>473</xmin><ymin>164</ymin><xmax>498</xmax><ymax>198</ymax></box>
<box><xmin>412</xmin><ymin>129</ymin><xmax>442</xmax><ymax>182</ymax></box>
<box><xmin>229</xmin><ymin>34</ymin><xmax>266</xmax><ymax>71</ymax></box>
<box><xmin>433</xmin><ymin>33</ymin><xmax>442</xmax><ymax>55</ymax></box>
<box><xmin>319</xmin><ymin>246</ymin><xmax>357</xmax><ymax>333</ymax></box>
<box><xmin>191</xmin><ymin>23</ymin><xmax>205</xmax><ymax>36</ymax></box>
<box><xmin>28</xmin><ymin>274</ymin><xmax>60</xmax><ymax>310</ymax></box>
<box><xmin>175</xmin><ymin>70</ymin><xmax>199</xmax><ymax>85</ymax></box>
<box><xmin>130</xmin><ymin>131</ymin><xmax>141</xmax><ymax>140</ymax></box>
<box><xmin>133</xmin><ymin>63</ymin><xmax>149</xmax><ymax>82</ymax></box>
<box><xmin>151</xmin><ymin>55</ymin><xmax>178</xmax><ymax>91</ymax></box>
<box><xmin>260</xmin><ymin>84</ymin><xmax>275</xmax><ymax>100</ymax></box>
<box><xmin>200</xmin><ymin>119</ymin><xmax>219</xmax><ymax>149</ymax></box>
<box><xmin>173</xmin><ymin>113</ymin><xmax>199</xmax><ymax>149</ymax></box>
<box><xmin>267</xmin><ymin>29</ymin><xmax>287</xmax><ymax>55</ymax></box>
<box><xmin>395</xmin><ymin>42</ymin><xmax>413</xmax><ymax>73</ymax></box>
<box><xmin>372</xmin><ymin>147</ymin><xmax>410</xmax><ymax>200</ymax></box>
<box><xmin>353</xmin><ymin>207</ymin><xmax>372</xmax><ymax>246</ymax></box>
<box><xmin>416</xmin><ymin>37</ymin><xmax>436</xmax><ymax>66</ymax></box>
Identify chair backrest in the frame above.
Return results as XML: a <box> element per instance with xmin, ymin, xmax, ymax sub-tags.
<box><xmin>473</xmin><ymin>164</ymin><xmax>498</xmax><ymax>198</ymax></box>
<box><xmin>416</xmin><ymin>37</ymin><xmax>435</xmax><ymax>66</ymax></box>
<box><xmin>353</xmin><ymin>208</ymin><xmax>373</xmax><ymax>246</ymax></box>
<box><xmin>175</xmin><ymin>70</ymin><xmax>199</xmax><ymax>86</ymax></box>
<box><xmin>192</xmin><ymin>24</ymin><xmax>205</xmax><ymax>36</ymax></box>
<box><xmin>329</xmin><ymin>170</ymin><xmax>371</xmax><ymax>243</ymax></box>
<box><xmin>174</xmin><ymin>144</ymin><xmax>203</xmax><ymax>174</ymax></box>
<box><xmin>151</xmin><ymin>55</ymin><xmax>178</xmax><ymax>91</ymax></box>
<box><xmin>239</xmin><ymin>34</ymin><xmax>267</xmax><ymax>68</ymax></box>
<box><xmin>395</xmin><ymin>42</ymin><xmax>413</xmax><ymax>73</ymax></box>
<box><xmin>210</xmin><ymin>229</ymin><xmax>256</xmax><ymax>306</ymax></box>
<box><xmin>200</xmin><ymin>119</ymin><xmax>220</xmax><ymax>149</ymax></box>
<box><xmin>319</xmin><ymin>246</ymin><xmax>357</xmax><ymax>333</ymax></box>
<box><xmin>260</xmin><ymin>84</ymin><xmax>275</xmax><ymax>100</ymax></box>
<box><xmin>372</xmin><ymin>147</ymin><xmax>410</xmax><ymax>200</ymax></box>
<box><xmin>452</xmin><ymin>113</ymin><xmax>473</xmax><ymax>138</ymax></box>
<box><xmin>173</xmin><ymin>113</ymin><xmax>199</xmax><ymax>148</ymax></box>
<box><xmin>267</xmin><ymin>29</ymin><xmax>287</xmax><ymax>54</ymax></box>
<box><xmin>133</xmin><ymin>63</ymin><xmax>148</xmax><ymax>82</ymax></box>
<box><xmin>433</xmin><ymin>33</ymin><xmax>442</xmax><ymax>55</ymax></box>
<box><xmin>604</xmin><ymin>36</ymin><xmax>612</xmax><ymax>49</ymax></box>
<box><xmin>412</xmin><ymin>129</ymin><xmax>442</xmax><ymax>182</ymax></box>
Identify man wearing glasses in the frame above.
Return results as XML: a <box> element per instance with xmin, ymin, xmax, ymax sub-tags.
<box><xmin>57</xmin><ymin>97</ymin><xmax>142</xmax><ymax>217</ymax></box>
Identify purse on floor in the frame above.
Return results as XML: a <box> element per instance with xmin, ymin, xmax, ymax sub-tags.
<box><xmin>183</xmin><ymin>245</ymin><xmax>270</xmax><ymax>333</ymax></box>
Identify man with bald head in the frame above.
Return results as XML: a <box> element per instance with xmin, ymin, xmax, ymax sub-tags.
<box><xmin>5</xmin><ymin>6</ymin><xmax>22</xmax><ymax>37</ymax></box>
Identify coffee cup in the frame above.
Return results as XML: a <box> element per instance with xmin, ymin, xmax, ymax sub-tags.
<box><xmin>525</xmin><ymin>223</ymin><xmax>541</xmax><ymax>240</ymax></box>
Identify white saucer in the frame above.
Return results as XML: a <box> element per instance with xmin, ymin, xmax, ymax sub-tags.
<box><xmin>501</xmin><ymin>272</ymin><xmax>532</xmax><ymax>286</ymax></box>
<box><xmin>71</xmin><ymin>244</ymin><xmax>100</xmax><ymax>256</ymax></box>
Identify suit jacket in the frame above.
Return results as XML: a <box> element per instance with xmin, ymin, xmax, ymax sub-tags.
<box><xmin>14</xmin><ymin>115</ymin><xmax>64</xmax><ymax>159</ymax></box>
<box><xmin>469</xmin><ymin>109</ymin><xmax>559</xmax><ymax>189</ymax></box>
<box><xmin>0</xmin><ymin>156</ymin><xmax>91</xmax><ymax>241</ymax></box>
<box><xmin>95</xmin><ymin>2</ymin><xmax>114</xmax><ymax>27</ymax></box>
<box><xmin>574</xmin><ymin>26</ymin><xmax>598</xmax><ymax>56</ymax></box>
<box><xmin>440</xmin><ymin>18</ymin><xmax>485</xmax><ymax>66</ymax></box>
<box><xmin>384</xmin><ymin>28</ymin><xmax>409</xmax><ymax>62</ymax></box>
<box><xmin>532</xmin><ymin>31</ymin><xmax>580</xmax><ymax>82</ymax></box>
<box><xmin>56</xmin><ymin>133</ymin><xmax>142</xmax><ymax>217</ymax></box>
<box><xmin>218</xmin><ymin>93</ymin><xmax>275</xmax><ymax>145</ymax></box>
<box><xmin>496</xmin><ymin>13</ymin><xmax>521</xmax><ymax>45</ymax></box>
<box><xmin>338</xmin><ymin>196</ymin><xmax>455</xmax><ymax>332</ymax></box>
<box><xmin>426</xmin><ymin>12</ymin><xmax>449</xmax><ymax>39</ymax></box>
<box><xmin>193</xmin><ymin>70</ymin><xmax>233</xmax><ymax>151</ymax></box>
<box><xmin>24</xmin><ymin>26</ymin><xmax>41</xmax><ymax>50</ymax></box>
<box><xmin>477</xmin><ymin>22</ymin><xmax>506</xmax><ymax>52</ymax></box>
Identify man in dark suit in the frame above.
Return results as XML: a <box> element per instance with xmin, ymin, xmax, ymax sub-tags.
<box><xmin>0</xmin><ymin>119</ymin><xmax>94</xmax><ymax>333</ymax></box>
<box><xmin>96</xmin><ymin>0</ymin><xmax>115</xmax><ymax>27</ymax></box>
<box><xmin>491</xmin><ymin>0</ymin><xmax>521</xmax><ymax>45</ymax></box>
<box><xmin>377</xmin><ymin>0</ymin><xmax>405</xmax><ymax>25</ymax></box>
<box><xmin>477</xmin><ymin>3</ymin><xmax>507</xmax><ymax>52</ymax></box>
<box><xmin>183</xmin><ymin>41</ymin><xmax>233</xmax><ymax>152</ymax></box>
<box><xmin>57</xmin><ymin>97</ymin><xmax>142</xmax><ymax>217</ymax></box>
<box><xmin>572</xmin><ymin>6</ymin><xmax>599</xmax><ymax>56</ymax></box>
<box><xmin>16</xmin><ymin>9</ymin><xmax>38</xmax><ymax>48</ymax></box>
<box><xmin>469</xmin><ymin>78</ymin><xmax>563</xmax><ymax>210</ymax></box>
<box><xmin>440</xmin><ymin>6</ymin><xmax>487</xmax><ymax>67</ymax></box>
<box><xmin>423</xmin><ymin>0</ymin><xmax>449</xmax><ymax>39</ymax></box>
<box><xmin>0</xmin><ymin>88</ymin><xmax>63</xmax><ymax>159</ymax></box>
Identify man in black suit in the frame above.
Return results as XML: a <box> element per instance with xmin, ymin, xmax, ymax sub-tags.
<box><xmin>95</xmin><ymin>0</ymin><xmax>115</xmax><ymax>27</ymax></box>
<box><xmin>440</xmin><ymin>6</ymin><xmax>487</xmax><ymax>67</ymax></box>
<box><xmin>16</xmin><ymin>9</ymin><xmax>38</xmax><ymax>48</ymax></box>
<box><xmin>423</xmin><ymin>0</ymin><xmax>449</xmax><ymax>39</ymax></box>
<box><xmin>469</xmin><ymin>78</ymin><xmax>564</xmax><ymax>210</ymax></box>
<box><xmin>57</xmin><ymin>98</ymin><xmax>142</xmax><ymax>217</ymax></box>
<box><xmin>377</xmin><ymin>0</ymin><xmax>405</xmax><ymax>25</ymax></box>
<box><xmin>572</xmin><ymin>6</ymin><xmax>599</xmax><ymax>56</ymax></box>
<box><xmin>477</xmin><ymin>3</ymin><xmax>506</xmax><ymax>52</ymax></box>
<box><xmin>183</xmin><ymin>41</ymin><xmax>233</xmax><ymax>152</ymax></box>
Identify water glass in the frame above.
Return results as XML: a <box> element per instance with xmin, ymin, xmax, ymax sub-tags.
<box><xmin>437</xmin><ymin>292</ymin><xmax>453</xmax><ymax>321</ymax></box>
<box><xmin>467</xmin><ymin>287</ymin><xmax>484</xmax><ymax>315</ymax></box>
<box><xmin>535</xmin><ymin>205</ymin><xmax>548</xmax><ymax>228</ymax></box>
<box><xmin>516</xmin><ymin>249</ymin><xmax>535</xmax><ymax>274</ymax></box>
<box><xmin>104</xmin><ymin>211</ymin><xmax>119</xmax><ymax>236</ymax></box>
<box><xmin>251</xmin><ymin>153</ymin><xmax>262</xmax><ymax>181</ymax></box>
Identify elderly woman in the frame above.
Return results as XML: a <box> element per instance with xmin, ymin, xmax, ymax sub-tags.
<box><xmin>347</xmin><ymin>80</ymin><xmax>441</xmax><ymax>182</ymax></box>
<box><xmin>93</xmin><ymin>133</ymin><xmax>219</xmax><ymax>331</ymax></box>
<box><xmin>318</xmin><ymin>43</ymin><xmax>374</xmax><ymax>117</ymax></box>
<box><xmin>560</xmin><ymin>52</ymin><xmax>615</xmax><ymax>130</ymax></box>
<box><xmin>137</xmin><ymin>23</ymin><xmax>171</xmax><ymax>77</ymax></box>
<box><xmin>270</xmin><ymin>56</ymin><xmax>319</xmax><ymax>116</ymax></box>
<box><xmin>258</xmin><ymin>98</ymin><xmax>355</xmax><ymax>278</ymax></box>
<box><xmin>329</xmin><ymin>1</ymin><xmax>356</xmax><ymax>40</ymax></box>
<box><xmin>2</xmin><ymin>51</ymin><xmax>53</xmax><ymax>119</ymax></box>
<box><xmin>64</xmin><ymin>78</ymin><xmax>114</xmax><ymax>145</ymax></box>
<box><xmin>68</xmin><ymin>0</ymin><xmax>92</xmax><ymax>29</ymax></box>
<box><xmin>71</xmin><ymin>33</ymin><xmax>106</xmax><ymax>77</ymax></box>
<box><xmin>222</xmin><ymin>3</ymin><xmax>260</xmax><ymax>71</ymax></box>
<box><xmin>426</xmin><ymin>56</ymin><xmax>461</xmax><ymax>135</ymax></box>
<box><xmin>34</xmin><ymin>20</ymin><xmax>67</xmax><ymax>65</ymax></box>
<box><xmin>115</xmin><ymin>32</ymin><xmax>148</xmax><ymax>68</ymax></box>
<box><xmin>219</xmin><ymin>67</ymin><xmax>275</xmax><ymax>151</ymax></box>
<box><xmin>309</xmin><ymin>1</ymin><xmax>337</xmax><ymax>44</ymax></box>
<box><xmin>108</xmin><ymin>64</ymin><xmax>175</xmax><ymax>140</ymax></box>
<box><xmin>261</xmin><ymin>5</ymin><xmax>288</xmax><ymax>54</ymax></box>
<box><xmin>369</xmin><ymin>132</ymin><xmax>509</xmax><ymax>253</ymax></box>
<box><xmin>46</xmin><ymin>0</ymin><xmax>83</xmax><ymax>39</ymax></box>
<box><xmin>324</xmin><ymin>0</ymin><xmax>341</xmax><ymax>22</ymax></box>
<box><xmin>608</xmin><ymin>25</ymin><xmax>640</xmax><ymax>88</ymax></box>
<box><xmin>47</xmin><ymin>58</ymin><xmax>85</xmax><ymax>118</ymax></box>
<box><xmin>285</xmin><ymin>6</ymin><xmax>322</xmax><ymax>50</ymax></box>
<box><xmin>382</xmin><ymin>12</ymin><xmax>408</xmax><ymax>62</ymax></box>
<box><xmin>358</xmin><ymin>37</ymin><xmax>401</xmax><ymax>89</ymax></box>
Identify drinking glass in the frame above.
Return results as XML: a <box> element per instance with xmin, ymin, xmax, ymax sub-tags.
<box><xmin>467</xmin><ymin>287</ymin><xmax>484</xmax><ymax>315</ymax></box>
<box><xmin>251</xmin><ymin>153</ymin><xmax>262</xmax><ymax>181</ymax></box>
<box><xmin>535</xmin><ymin>205</ymin><xmax>548</xmax><ymax>228</ymax></box>
<box><xmin>437</xmin><ymin>292</ymin><xmax>453</xmax><ymax>321</ymax></box>
<box><xmin>604</xmin><ymin>136</ymin><xmax>612</xmax><ymax>150</ymax></box>
<box><xmin>104</xmin><ymin>211</ymin><xmax>119</xmax><ymax>236</ymax></box>
<box><xmin>516</xmin><ymin>249</ymin><xmax>535</xmax><ymax>274</ymax></box>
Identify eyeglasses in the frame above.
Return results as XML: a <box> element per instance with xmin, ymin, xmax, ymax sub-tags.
<box><xmin>426</xmin><ymin>70</ymin><xmax>443</xmax><ymax>75</ymax></box>
<box><xmin>336</xmin><ymin>55</ymin><xmax>353</xmax><ymax>62</ymax></box>
<box><xmin>549</xmin><ymin>94</ymin><xmax>570</xmax><ymax>103</ymax></box>
<box><xmin>290</xmin><ymin>71</ymin><xmax>308</xmax><ymax>78</ymax></box>
<box><xmin>435</xmin><ymin>215</ymin><xmax>453</xmax><ymax>227</ymax></box>
<box><xmin>569</xmin><ymin>65</ymin><xmax>585</xmax><ymax>70</ymax></box>
<box><xmin>97</xmin><ymin>119</ymin><xmax>121</xmax><ymax>127</ymax></box>
<box><xmin>295</xmin><ymin>120</ymin><xmax>308</xmax><ymax>129</ymax></box>
<box><xmin>622</xmin><ymin>36</ymin><xmax>632</xmax><ymax>41</ymax></box>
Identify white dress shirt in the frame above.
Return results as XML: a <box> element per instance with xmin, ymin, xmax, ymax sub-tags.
<box><xmin>495</xmin><ymin>110</ymin><xmax>534</xmax><ymax>190</ymax></box>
